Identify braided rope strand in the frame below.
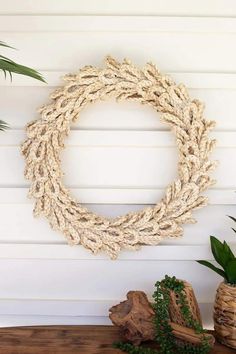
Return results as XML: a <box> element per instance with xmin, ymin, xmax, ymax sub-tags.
<box><xmin>21</xmin><ymin>57</ymin><xmax>217</xmax><ymax>259</ymax></box>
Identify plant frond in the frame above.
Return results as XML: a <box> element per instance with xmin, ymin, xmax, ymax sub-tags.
<box><xmin>0</xmin><ymin>41</ymin><xmax>15</xmax><ymax>49</ymax></box>
<box><xmin>228</xmin><ymin>215</ymin><xmax>236</xmax><ymax>223</ymax></box>
<box><xmin>0</xmin><ymin>41</ymin><xmax>46</xmax><ymax>132</ymax></box>
<box><xmin>0</xmin><ymin>58</ymin><xmax>45</xmax><ymax>82</ymax></box>
<box><xmin>225</xmin><ymin>259</ymin><xmax>236</xmax><ymax>284</ymax></box>
<box><xmin>0</xmin><ymin>120</ymin><xmax>9</xmax><ymax>131</ymax></box>
<box><xmin>223</xmin><ymin>240</ymin><xmax>235</xmax><ymax>260</ymax></box>
<box><xmin>197</xmin><ymin>260</ymin><xmax>226</xmax><ymax>279</ymax></box>
<box><xmin>210</xmin><ymin>236</ymin><xmax>230</xmax><ymax>269</ymax></box>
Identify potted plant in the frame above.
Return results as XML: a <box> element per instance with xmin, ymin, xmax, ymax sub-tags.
<box><xmin>0</xmin><ymin>40</ymin><xmax>45</xmax><ymax>131</ymax></box>
<box><xmin>198</xmin><ymin>217</ymin><xmax>236</xmax><ymax>349</ymax></box>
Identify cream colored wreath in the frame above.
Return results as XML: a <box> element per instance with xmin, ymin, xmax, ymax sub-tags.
<box><xmin>21</xmin><ymin>56</ymin><xmax>217</xmax><ymax>259</ymax></box>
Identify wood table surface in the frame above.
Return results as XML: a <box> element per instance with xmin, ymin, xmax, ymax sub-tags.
<box><xmin>0</xmin><ymin>325</ymin><xmax>234</xmax><ymax>354</ymax></box>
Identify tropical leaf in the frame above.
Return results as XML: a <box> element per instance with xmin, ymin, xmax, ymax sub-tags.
<box><xmin>0</xmin><ymin>41</ymin><xmax>46</xmax><ymax>132</ymax></box>
<box><xmin>228</xmin><ymin>216</ymin><xmax>236</xmax><ymax>234</ymax></box>
<box><xmin>0</xmin><ymin>120</ymin><xmax>9</xmax><ymax>131</ymax></box>
<box><xmin>197</xmin><ymin>260</ymin><xmax>226</xmax><ymax>279</ymax></box>
<box><xmin>223</xmin><ymin>240</ymin><xmax>235</xmax><ymax>261</ymax></box>
<box><xmin>0</xmin><ymin>41</ymin><xmax>45</xmax><ymax>82</ymax></box>
<box><xmin>0</xmin><ymin>58</ymin><xmax>45</xmax><ymax>82</ymax></box>
<box><xmin>228</xmin><ymin>215</ymin><xmax>236</xmax><ymax>223</ymax></box>
<box><xmin>225</xmin><ymin>259</ymin><xmax>236</xmax><ymax>284</ymax></box>
<box><xmin>0</xmin><ymin>41</ymin><xmax>14</xmax><ymax>49</ymax></box>
<box><xmin>210</xmin><ymin>236</ymin><xmax>230</xmax><ymax>269</ymax></box>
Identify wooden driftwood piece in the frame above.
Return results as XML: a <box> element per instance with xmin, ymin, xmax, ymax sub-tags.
<box><xmin>168</xmin><ymin>280</ymin><xmax>202</xmax><ymax>327</ymax></box>
<box><xmin>109</xmin><ymin>290</ymin><xmax>215</xmax><ymax>347</ymax></box>
<box><xmin>170</xmin><ymin>322</ymin><xmax>214</xmax><ymax>347</ymax></box>
<box><xmin>109</xmin><ymin>291</ymin><xmax>155</xmax><ymax>345</ymax></box>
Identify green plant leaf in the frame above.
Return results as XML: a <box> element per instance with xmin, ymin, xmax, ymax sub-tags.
<box><xmin>0</xmin><ymin>120</ymin><xmax>9</xmax><ymax>131</ymax></box>
<box><xmin>223</xmin><ymin>240</ymin><xmax>235</xmax><ymax>260</ymax></box>
<box><xmin>0</xmin><ymin>41</ymin><xmax>14</xmax><ymax>49</ymax></box>
<box><xmin>228</xmin><ymin>215</ymin><xmax>236</xmax><ymax>224</ymax></box>
<box><xmin>210</xmin><ymin>236</ymin><xmax>231</xmax><ymax>269</ymax></box>
<box><xmin>228</xmin><ymin>216</ymin><xmax>236</xmax><ymax>234</ymax></box>
<box><xmin>0</xmin><ymin>58</ymin><xmax>45</xmax><ymax>82</ymax></box>
<box><xmin>0</xmin><ymin>41</ymin><xmax>46</xmax><ymax>133</ymax></box>
<box><xmin>225</xmin><ymin>259</ymin><xmax>236</xmax><ymax>284</ymax></box>
<box><xmin>197</xmin><ymin>260</ymin><xmax>226</xmax><ymax>279</ymax></box>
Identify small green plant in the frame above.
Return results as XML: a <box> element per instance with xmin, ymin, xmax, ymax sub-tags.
<box><xmin>197</xmin><ymin>216</ymin><xmax>236</xmax><ymax>285</ymax></box>
<box><xmin>114</xmin><ymin>276</ymin><xmax>211</xmax><ymax>354</ymax></box>
<box><xmin>0</xmin><ymin>41</ymin><xmax>45</xmax><ymax>131</ymax></box>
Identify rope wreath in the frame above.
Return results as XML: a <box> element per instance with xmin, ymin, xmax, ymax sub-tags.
<box><xmin>21</xmin><ymin>56</ymin><xmax>217</xmax><ymax>259</ymax></box>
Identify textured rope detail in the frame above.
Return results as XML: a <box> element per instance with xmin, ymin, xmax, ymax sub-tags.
<box><xmin>21</xmin><ymin>56</ymin><xmax>217</xmax><ymax>259</ymax></box>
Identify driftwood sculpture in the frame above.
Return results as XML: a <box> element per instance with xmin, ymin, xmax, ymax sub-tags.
<box><xmin>109</xmin><ymin>291</ymin><xmax>155</xmax><ymax>345</ymax></box>
<box><xmin>109</xmin><ymin>282</ymin><xmax>215</xmax><ymax>348</ymax></box>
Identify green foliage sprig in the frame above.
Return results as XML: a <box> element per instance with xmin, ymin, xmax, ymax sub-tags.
<box><xmin>114</xmin><ymin>276</ymin><xmax>211</xmax><ymax>354</ymax></box>
<box><xmin>197</xmin><ymin>217</ymin><xmax>236</xmax><ymax>285</ymax></box>
<box><xmin>0</xmin><ymin>41</ymin><xmax>45</xmax><ymax>82</ymax></box>
<box><xmin>0</xmin><ymin>41</ymin><xmax>45</xmax><ymax>131</ymax></box>
<box><xmin>0</xmin><ymin>120</ymin><xmax>9</xmax><ymax>131</ymax></box>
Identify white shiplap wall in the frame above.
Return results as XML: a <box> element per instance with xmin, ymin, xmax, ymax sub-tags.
<box><xmin>0</xmin><ymin>1</ymin><xmax>235</xmax><ymax>328</ymax></box>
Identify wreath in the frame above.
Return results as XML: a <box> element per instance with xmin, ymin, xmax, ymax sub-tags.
<box><xmin>21</xmin><ymin>56</ymin><xmax>216</xmax><ymax>259</ymax></box>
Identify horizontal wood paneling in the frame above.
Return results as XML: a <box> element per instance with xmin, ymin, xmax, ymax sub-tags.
<box><xmin>0</xmin><ymin>204</ymin><xmax>234</xmax><ymax>244</ymax></box>
<box><xmin>0</xmin><ymin>299</ymin><xmax>114</xmax><ymax>316</ymax></box>
<box><xmin>1</xmin><ymin>146</ymin><xmax>179</xmax><ymax>187</ymax></box>
<box><xmin>0</xmin><ymin>187</ymin><xmax>235</xmax><ymax>205</ymax></box>
<box><xmin>0</xmin><ymin>315</ymin><xmax>110</xmax><ymax>327</ymax></box>
<box><xmin>0</xmin><ymin>8</ymin><xmax>235</xmax><ymax>328</ymax></box>
<box><xmin>1</xmin><ymin>32</ymin><xmax>236</xmax><ymax>72</ymax></box>
<box><xmin>0</xmin><ymin>315</ymin><xmax>111</xmax><ymax>327</ymax></box>
<box><xmin>1</xmin><ymin>16</ymin><xmax>236</xmax><ymax>33</ymax></box>
<box><xmin>0</xmin><ymin>304</ymin><xmax>213</xmax><ymax>328</ymax></box>
<box><xmin>0</xmin><ymin>145</ymin><xmax>233</xmax><ymax>188</ymax></box>
<box><xmin>1</xmin><ymin>0</ymin><xmax>235</xmax><ymax>16</ymax></box>
<box><xmin>1</xmin><ymin>87</ymin><xmax>236</xmax><ymax>130</ymax></box>
<box><xmin>1</xmin><ymin>130</ymin><xmax>235</xmax><ymax>147</ymax></box>
<box><xmin>0</xmin><ymin>259</ymin><xmax>222</xmax><ymax>302</ymax></box>
<box><xmin>0</xmin><ymin>300</ymin><xmax>213</xmax><ymax>327</ymax></box>
<box><xmin>2</xmin><ymin>72</ymin><xmax>236</xmax><ymax>88</ymax></box>
<box><xmin>0</xmin><ymin>244</ymin><xmax>236</xmax><ymax>261</ymax></box>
